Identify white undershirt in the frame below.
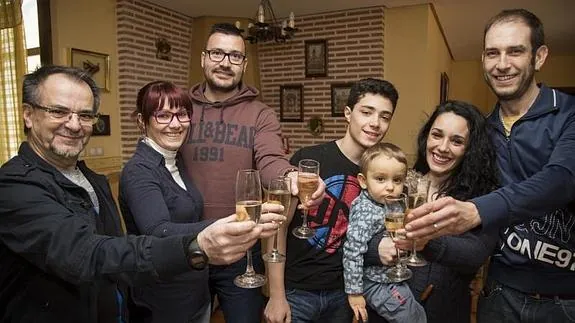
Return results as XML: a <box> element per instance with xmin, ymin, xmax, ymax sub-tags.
<box><xmin>60</xmin><ymin>167</ymin><xmax>100</xmax><ymax>214</ymax></box>
<box><xmin>143</xmin><ymin>137</ymin><xmax>187</xmax><ymax>191</ymax></box>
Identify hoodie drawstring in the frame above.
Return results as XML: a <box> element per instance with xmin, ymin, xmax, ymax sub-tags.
<box><xmin>199</xmin><ymin>104</ymin><xmax>206</xmax><ymax>123</ymax></box>
<box><xmin>219</xmin><ymin>106</ymin><xmax>224</xmax><ymax>124</ymax></box>
<box><xmin>198</xmin><ymin>102</ymin><xmax>224</xmax><ymax>124</ymax></box>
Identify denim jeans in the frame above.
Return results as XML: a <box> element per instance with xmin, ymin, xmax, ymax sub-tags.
<box><xmin>209</xmin><ymin>243</ymin><xmax>264</xmax><ymax>323</ymax></box>
<box><xmin>285</xmin><ymin>288</ymin><xmax>353</xmax><ymax>323</ymax></box>
<box><xmin>478</xmin><ymin>279</ymin><xmax>575</xmax><ymax>323</ymax></box>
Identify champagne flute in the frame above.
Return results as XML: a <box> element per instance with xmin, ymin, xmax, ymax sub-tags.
<box><xmin>292</xmin><ymin>159</ymin><xmax>320</xmax><ymax>239</ymax></box>
<box><xmin>262</xmin><ymin>176</ymin><xmax>291</xmax><ymax>263</ymax></box>
<box><xmin>384</xmin><ymin>194</ymin><xmax>412</xmax><ymax>282</ymax></box>
<box><xmin>405</xmin><ymin>172</ymin><xmax>431</xmax><ymax>267</ymax></box>
<box><xmin>234</xmin><ymin>169</ymin><xmax>266</xmax><ymax>289</ymax></box>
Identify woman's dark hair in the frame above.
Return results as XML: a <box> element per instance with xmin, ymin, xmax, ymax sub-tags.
<box><xmin>413</xmin><ymin>100</ymin><xmax>499</xmax><ymax>200</ymax></box>
<box><xmin>134</xmin><ymin>81</ymin><xmax>193</xmax><ymax>129</ymax></box>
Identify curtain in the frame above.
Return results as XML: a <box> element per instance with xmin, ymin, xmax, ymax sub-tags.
<box><xmin>0</xmin><ymin>0</ymin><xmax>26</xmax><ymax>164</ymax></box>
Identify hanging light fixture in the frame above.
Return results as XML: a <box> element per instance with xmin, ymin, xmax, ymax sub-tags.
<box><xmin>235</xmin><ymin>0</ymin><xmax>298</xmax><ymax>43</ymax></box>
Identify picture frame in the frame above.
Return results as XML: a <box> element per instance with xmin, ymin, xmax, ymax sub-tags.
<box><xmin>440</xmin><ymin>72</ymin><xmax>449</xmax><ymax>104</ymax></box>
<box><xmin>70</xmin><ymin>48</ymin><xmax>111</xmax><ymax>92</ymax></box>
<box><xmin>92</xmin><ymin>114</ymin><xmax>111</xmax><ymax>136</ymax></box>
<box><xmin>330</xmin><ymin>83</ymin><xmax>354</xmax><ymax>117</ymax></box>
<box><xmin>280</xmin><ymin>85</ymin><xmax>303</xmax><ymax>122</ymax></box>
<box><xmin>305</xmin><ymin>39</ymin><xmax>327</xmax><ymax>77</ymax></box>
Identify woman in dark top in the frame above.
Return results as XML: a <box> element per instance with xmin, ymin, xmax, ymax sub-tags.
<box><xmin>119</xmin><ymin>81</ymin><xmax>212</xmax><ymax>323</ymax></box>
<box><xmin>366</xmin><ymin>101</ymin><xmax>499</xmax><ymax>323</ymax></box>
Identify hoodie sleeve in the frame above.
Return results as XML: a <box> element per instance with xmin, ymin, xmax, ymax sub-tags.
<box><xmin>253</xmin><ymin>105</ymin><xmax>294</xmax><ymax>184</ymax></box>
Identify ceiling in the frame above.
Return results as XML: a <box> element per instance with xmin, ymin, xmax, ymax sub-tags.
<box><xmin>146</xmin><ymin>0</ymin><xmax>575</xmax><ymax>61</ymax></box>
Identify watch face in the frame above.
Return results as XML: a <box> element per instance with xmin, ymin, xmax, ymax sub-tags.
<box><xmin>188</xmin><ymin>239</ymin><xmax>208</xmax><ymax>270</ymax></box>
<box><xmin>190</xmin><ymin>250</ymin><xmax>208</xmax><ymax>270</ymax></box>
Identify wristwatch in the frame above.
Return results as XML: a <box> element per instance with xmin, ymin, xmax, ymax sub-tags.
<box><xmin>283</xmin><ymin>167</ymin><xmax>298</xmax><ymax>177</ymax></box>
<box><xmin>187</xmin><ymin>238</ymin><xmax>208</xmax><ymax>270</ymax></box>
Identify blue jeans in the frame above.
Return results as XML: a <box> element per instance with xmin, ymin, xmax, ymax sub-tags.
<box><xmin>478</xmin><ymin>279</ymin><xmax>575</xmax><ymax>323</ymax></box>
<box><xmin>209</xmin><ymin>244</ymin><xmax>264</xmax><ymax>323</ymax></box>
<box><xmin>285</xmin><ymin>288</ymin><xmax>353</xmax><ymax>323</ymax></box>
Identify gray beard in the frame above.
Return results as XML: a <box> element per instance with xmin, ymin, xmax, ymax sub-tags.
<box><xmin>50</xmin><ymin>141</ymin><xmax>86</xmax><ymax>159</ymax></box>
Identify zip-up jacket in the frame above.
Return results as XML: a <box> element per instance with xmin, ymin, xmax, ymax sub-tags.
<box><xmin>472</xmin><ymin>84</ymin><xmax>575</xmax><ymax>295</ymax></box>
<box><xmin>0</xmin><ymin>142</ymin><xmax>193</xmax><ymax>322</ymax></box>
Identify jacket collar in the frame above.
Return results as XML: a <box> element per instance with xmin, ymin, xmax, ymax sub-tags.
<box><xmin>18</xmin><ymin>141</ymin><xmax>96</xmax><ymax>185</ymax></box>
<box><xmin>361</xmin><ymin>190</ymin><xmax>387</xmax><ymax>209</ymax></box>
<box><xmin>132</xmin><ymin>139</ymin><xmax>167</xmax><ymax>167</ymax></box>
<box><xmin>487</xmin><ymin>84</ymin><xmax>558</xmax><ymax>126</ymax></box>
<box><xmin>19</xmin><ymin>141</ymin><xmax>89</xmax><ymax>172</ymax></box>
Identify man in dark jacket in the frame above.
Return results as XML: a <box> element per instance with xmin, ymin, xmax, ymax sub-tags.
<box><xmin>0</xmin><ymin>65</ymin><xmax>284</xmax><ymax>322</ymax></box>
<box><xmin>406</xmin><ymin>9</ymin><xmax>575</xmax><ymax>322</ymax></box>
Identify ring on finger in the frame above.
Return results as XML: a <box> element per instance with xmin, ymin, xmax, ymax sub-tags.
<box><xmin>433</xmin><ymin>222</ymin><xmax>439</xmax><ymax>230</ymax></box>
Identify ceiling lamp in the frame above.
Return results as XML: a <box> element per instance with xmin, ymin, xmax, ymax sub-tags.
<box><xmin>236</xmin><ymin>0</ymin><xmax>298</xmax><ymax>43</ymax></box>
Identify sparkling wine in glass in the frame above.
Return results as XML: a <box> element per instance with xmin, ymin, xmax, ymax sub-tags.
<box><xmin>384</xmin><ymin>194</ymin><xmax>412</xmax><ymax>283</ymax></box>
<box><xmin>292</xmin><ymin>159</ymin><xmax>320</xmax><ymax>239</ymax></box>
<box><xmin>262</xmin><ymin>176</ymin><xmax>291</xmax><ymax>263</ymax></box>
<box><xmin>405</xmin><ymin>172</ymin><xmax>431</xmax><ymax>267</ymax></box>
<box><xmin>234</xmin><ymin>169</ymin><xmax>266</xmax><ymax>289</ymax></box>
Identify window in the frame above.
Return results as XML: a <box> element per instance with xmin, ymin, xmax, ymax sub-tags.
<box><xmin>22</xmin><ymin>0</ymin><xmax>40</xmax><ymax>72</ymax></box>
<box><xmin>22</xmin><ymin>0</ymin><xmax>51</xmax><ymax>72</ymax></box>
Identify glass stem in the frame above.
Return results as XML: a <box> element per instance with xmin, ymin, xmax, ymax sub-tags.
<box><xmin>412</xmin><ymin>240</ymin><xmax>418</xmax><ymax>256</ymax></box>
<box><xmin>272</xmin><ymin>229</ymin><xmax>279</xmax><ymax>252</ymax></box>
<box><xmin>395</xmin><ymin>246</ymin><xmax>402</xmax><ymax>269</ymax></box>
<box><xmin>245</xmin><ymin>249</ymin><xmax>255</xmax><ymax>275</ymax></box>
<box><xmin>301</xmin><ymin>209</ymin><xmax>309</xmax><ymax>228</ymax></box>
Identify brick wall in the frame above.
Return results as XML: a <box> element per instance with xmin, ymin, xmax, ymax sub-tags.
<box><xmin>116</xmin><ymin>0</ymin><xmax>192</xmax><ymax>163</ymax></box>
<box><xmin>258</xmin><ymin>7</ymin><xmax>385</xmax><ymax>154</ymax></box>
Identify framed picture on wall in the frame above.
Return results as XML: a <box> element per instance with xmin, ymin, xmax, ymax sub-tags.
<box><xmin>280</xmin><ymin>84</ymin><xmax>303</xmax><ymax>122</ymax></box>
<box><xmin>331</xmin><ymin>83</ymin><xmax>354</xmax><ymax>117</ymax></box>
<box><xmin>305</xmin><ymin>39</ymin><xmax>327</xmax><ymax>77</ymax></box>
<box><xmin>70</xmin><ymin>48</ymin><xmax>111</xmax><ymax>92</ymax></box>
<box><xmin>92</xmin><ymin>115</ymin><xmax>111</xmax><ymax>136</ymax></box>
<box><xmin>440</xmin><ymin>72</ymin><xmax>449</xmax><ymax>104</ymax></box>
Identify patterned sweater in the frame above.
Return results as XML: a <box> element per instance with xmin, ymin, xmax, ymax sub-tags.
<box><xmin>343</xmin><ymin>190</ymin><xmax>392</xmax><ymax>294</ymax></box>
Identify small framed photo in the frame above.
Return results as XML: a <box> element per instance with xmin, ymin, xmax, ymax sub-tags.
<box><xmin>70</xmin><ymin>48</ymin><xmax>111</xmax><ymax>92</ymax></box>
<box><xmin>280</xmin><ymin>85</ymin><xmax>303</xmax><ymax>122</ymax></box>
<box><xmin>330</xmin><ymin>83</ymin><xmax>354</xmax><ymax>117</ymax></box>
<box><xmin>440</xmin><ymin>72</ymin><xmax>449</xmax><ymax>104</ymax></box>
<box><xmin>305</xmin><ymin>39</ymin><xmax>327</xmax><ymax>77</ymax></box>
<box><xmin>92</xmin><ymin>115</ymin><xmax>111</xmax><ymax>136</ymax></box>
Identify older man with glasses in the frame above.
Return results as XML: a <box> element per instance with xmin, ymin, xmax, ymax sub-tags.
<box><xmin>0</xmin><ymin>65</ymin><xmax>285</xmax><ymax>323</ymax></box>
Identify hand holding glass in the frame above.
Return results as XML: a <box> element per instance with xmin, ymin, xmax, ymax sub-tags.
<box><xmin>405</xmin><ymin>172</ymin><xmax>431</xmax><ymax>267</ymax></box>
<box><xmin>234</xmin><ymin>169</ymin><xmax>266</xmax><ymax>288</ymax></box>
<box><xmin>262</xmin><ymin>176</ymin><xmax>291</xmax><ymax>263</ymax></box>
<box><xmin>384</xmin><ymin>194</ymin><xmax>412</xmax><ymax>282</ymax></box>
<box><xmin>292</xmin><ymin>159</ymin><xmax>320</xmax><ymax>239</ymax></box>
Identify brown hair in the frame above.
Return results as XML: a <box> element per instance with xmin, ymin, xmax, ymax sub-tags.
<box><xmin>134</xmin><ymin>81</ymin><xmax>193</xmax><ymax>131</ymax></box>
<box><xmin>360</xmin><ymin>142</ymin><xmax>407</xmax><ymax>175</ymax></box>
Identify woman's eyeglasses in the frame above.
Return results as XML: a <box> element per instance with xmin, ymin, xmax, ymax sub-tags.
<box><xmin>153</xmin><ymin>110</ymin><xmax>191</xmax><ymax>124</ymax></box>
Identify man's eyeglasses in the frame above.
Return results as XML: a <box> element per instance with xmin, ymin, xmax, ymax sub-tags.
<box><xmin>154</xmin><ymin>110</ymin><xmax>191</xmax><ymax>124</ymax></box>
<box><xmin>204</xmin><ymin>49</ymin><xmax>246</xmax><ymax>65</ymax></box>
<box><xmin>30</xmin><ymin>103</ymin><xmax>99</xmax><ymax>125</ymax></box>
